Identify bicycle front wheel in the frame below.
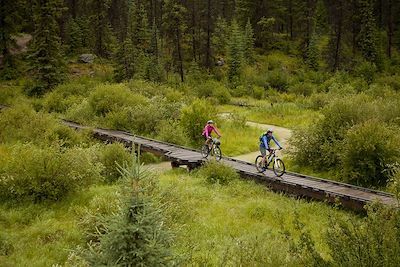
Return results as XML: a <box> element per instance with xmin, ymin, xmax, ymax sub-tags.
<box><xmin>255</xmin><ymin>155</ymin><xmax>265</xmax><ymax>173</ymax></box>
<box><xmin>214</xmin><ymin>146</ymin><xmax>222</xmax><ymax>161</ymax></box>
<box><xmin>273</xmin><ymin>158</ymin><xmax>285</xmax><ymax>177</ymax></box>
<box><xmin>201</xmin><ymin>145</ymin><xmax>209</xmax><ymax>158</ymax></box>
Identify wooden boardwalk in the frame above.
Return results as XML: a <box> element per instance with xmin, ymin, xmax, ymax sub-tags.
<box><xmin>63</xmin><ymin>120</ymin><xmax>397</xmax><ymax>212</ymax></box>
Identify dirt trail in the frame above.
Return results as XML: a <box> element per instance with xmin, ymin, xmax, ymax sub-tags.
<box><xmin>233</xmin><ymin>121</ymin><xmax>292</xmax><ymax>163</ymax></box>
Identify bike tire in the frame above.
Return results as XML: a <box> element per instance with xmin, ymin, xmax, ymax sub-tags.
<box><xmin>201</xmin><ymin>145</ymin><xmax>209</xmax><ymax>158</ymax></box>
<box><xmin>255</xmin><ymin>155</ymin><xmax>265</xmax><ymax>173</ymax></box>
<box><xmin>273</xmin><ymin>158</ymin><xmax>285</xmax><ymax>177</ymax></box>
<box><xmin>214</xmin><ymin>146</ymin><xmax>222</xmax><ymax>161</ymax></box>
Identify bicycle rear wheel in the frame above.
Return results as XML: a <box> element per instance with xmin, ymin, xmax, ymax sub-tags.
<box><xmin>214</xmin><ymin>146</ymin><xmax>222</xmax><ymax>161</ymax></box>
<box><xmin>255</xmin><ymin>155</ymin><xmax>265</xmax><ymax>173</ymax></box>
<box><xmin>201</xmin><ymin>145</ymin><xmax>209</xmax><ymax>158</ymax></box>
<box><xmin>273</xmin><ymin>158</ymin><xmax>285</xmax><ymax>177</ymax></box>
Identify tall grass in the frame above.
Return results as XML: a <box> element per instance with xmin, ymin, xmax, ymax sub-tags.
<box><xmin>0</xmin><ymin>184</ymin><xmax>119</xmax><ymax>266</ymax></box>
<box><xmin>159</xmin><ymin>168</ymin><xmax>352</xmax><ymax>266</ymax></box>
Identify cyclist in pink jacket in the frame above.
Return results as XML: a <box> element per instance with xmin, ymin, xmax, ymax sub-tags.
<box><xmin>202</xmin><ymin>120</ymin><xmax>222</xmax><ymax>147</ymax></box>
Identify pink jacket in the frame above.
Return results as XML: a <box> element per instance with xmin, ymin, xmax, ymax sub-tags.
<box><xmin>202</xmin><ymin>124</ymin><xmax>220</xmax><ymax>138</ymax></box>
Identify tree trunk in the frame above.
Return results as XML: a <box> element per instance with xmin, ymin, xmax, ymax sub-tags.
<box><xmin>289</xmin><ymin>0</ymin><xmax>293</xmax><ymax>39</ymax></box>
<box><xmin>334</xmin><ymin>5</ymin><xmax>343</xmax><ymax>70</ymax></box>
<box><xmin>387</xmin><ymin>0</ymin><xmax>393</xmax><ymax>58</ymax></box>
<box><xmin>205</xmin><ymin>0</ymin><xmax>211</xmax><ymax>69</ymax></box>
<box><xmin>176</xmin><ymin>26</ymin><xmax>184</xmax><ymax>82</ymax></box>
<box><xmin>191</xmin><ymin>0</ymin><xmax>196</xmax><ymax>61</ymax></box>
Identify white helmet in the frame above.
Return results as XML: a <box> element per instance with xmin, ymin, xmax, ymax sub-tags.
<box><xmin>207</xmin><ymin>120</ymin><xmax>214</xmax><ymax>124</ymax></box>
<box><xmin>266</xmin><ymin>128</ymin><xmax>273</xmax><ymax>133</ymax></box>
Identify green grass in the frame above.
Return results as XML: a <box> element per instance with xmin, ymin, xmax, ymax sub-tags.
<box><xmin>219</xmin><ymin>99</ymin><xmax>321</xmax><ymax>129</ymax></box>
<box><xmin>218</xmin><ymin>123</ymin><xmax>262</xmax><ymax>156</ymax></box>
<box><xmin>0</xmin><ymin>184</ymin><xmax>119</xmax><ymax>267</ymax></box>
<box><xmin>159</xmin><ymin>168</ymin><xmax>355</xmax><ymax>266</ymax></box>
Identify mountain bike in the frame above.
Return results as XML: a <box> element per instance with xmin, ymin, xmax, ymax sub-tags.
<box><xmin>255</xmin><ymin>149</ymin><xmax>285</xmax><ymax>177</ymax></box>
<box><xmin>201</xmin><ymin>138</ymin><xmax>222</xmax><ymax>161</ymax></box>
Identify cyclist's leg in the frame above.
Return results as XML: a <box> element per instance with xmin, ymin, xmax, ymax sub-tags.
<box><xmin>260</xmin><ymin>145</ymin><xmax>267</xmax><ymax>169</ymax></box>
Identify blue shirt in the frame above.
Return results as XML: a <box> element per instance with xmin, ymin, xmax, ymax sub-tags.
<box><xmin>260</xmin><ymin>135</ymin><xmax>282</xmax><ymax>149</ymax></box>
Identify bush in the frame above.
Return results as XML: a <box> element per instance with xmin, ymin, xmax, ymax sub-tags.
<box><xmin>156</xmin><ymin>119</ymin><xmax>189</xmax><ymax>146</ymax></box>
<box><xmin>288</xmin><ymin>82</ymin><xmax>317</xmax><ymax>96</ymax></box>
<box><xmin>0</xmin><ymin>143</ymin><xmax>103</xmax><ymax>202</ymax></box>
<box><xmin>289</xmin><ymin>94</ymin><xmax>377</xmax><ymax>171</ymax></box>
<box><xmin>353</xmin><ymin>61</ymin><xmax>377</xmax><ymax>84</ymax></box>
<box><xmin>195</xmin><ymin>80</ymin><xmax>231</xmax><ymax>104</ymax></box>
<box><xmin>341</xmin><ymin>121</ymin><xmax>400</xmax><ymax>187</ymax></box>
<box><xmin>100</xmin><ymin>143</ymin><xmax>131</xmax><ymax>183</ymax></box>
<box><xmin>0</xmin><ymin>104</ymin><xmax>86</xmax><ymax>146</ymax></box>
<box><xmin>375</xmin><ymin>74</ymin><xmax>400</xmax><ymax>91</ymax></box>
<box><xmin>266</xmin><ymin>69</ymin><xmax>290</xmax><ymax>92</ymax></box>
<box><xmin>252</xmin><ymin>85</ymin><xmax>265</xmax><ymax>99</ymax></box>
<box><xmin>197</xmin><ymin>161</ymin><xmax>239</xmax><ymax>185</ymax></box>
<box><xmin>65</xmin><ymin>99</ymin><xmax>95</xmax><ymax>125</ymax></box>
<box><xmin>0</xmin><ymin>85</ymin><xmax>22</xmax><ymax>105</ymax></box>
<box><xmin>180</xmin><ymin>99</ymin><xmax>216</xmax><ymax>146</ymax></box>
<box><xmin>325</xmin><ymin>202</ymin><xmax>400</xmax><ymax>267</ymax></box>
<box><xmin>88</xmin><ymin>83</ymin><xmax>148</xmax><ymax>116</ymax></box>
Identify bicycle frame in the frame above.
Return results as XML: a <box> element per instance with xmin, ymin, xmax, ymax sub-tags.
<box><xmin>264</xmin><ymin>150</ymin><xmax>279</xmax><ymax>166</ymax></box>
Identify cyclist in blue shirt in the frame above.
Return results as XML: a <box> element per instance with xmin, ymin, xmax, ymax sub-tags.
<box><xmin>259</xmin><ymin>129</ymin><xmax>283</xmax><ymax>169</ymax></box>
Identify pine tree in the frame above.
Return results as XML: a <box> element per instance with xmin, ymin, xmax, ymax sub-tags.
<box><xmin>135</xmin><ymin>4</ymin><xmax>151</xmax><ymax>51</ymax></box>
<box><xmin>65</xmin><ymin>17</ymin><xmax>83</xmax><ymax>54</ymax></box>
<box><xmin>163</xmin><ymin>0</ymin><xmax>187</xmax><ymax>82</ymax></box>
<box><xmin>0</xmin><ymin>0</ymin><xmax>20</xmax><ymax>79</ymax></box>
<box><xmin>243</xmin><ymin>18</ymin><xmax>255</xmax><ymax>63</ymax></box>
<box><xmin>228</xmin><ymin>20</ymin><xmax>244</xmax><ymax>87</ymax></box>
<box><xmin>306</xmin><ymin>32</ymin><xmax>319</xmax><ymax>70</ymax></box>
<box><xmin>114</xmin><ymin>37</ymin><xmax>136</xmax><ymax>82</ymax></box>
<box><xmin>86</xmin><ymin>155</ymin><xmax>173</xmax><ymax>266</ymax></box>
<box><xmin>358</xmin><ymin>0</ymin><xmax>381</xmax><ymax>68</ymax></box>
<box><xmin>212</xmin><ymin>17</ymin><xmax>229</xmax><ymax>57</ymax></box>
<box><xmin>91</xmin><ymin>0</ymin><xmax>116</xmax><ymax>57</ymax></box>
<box><xmin>145</xmin><ymin>20</ymin><xmax>164</xmax><ymax>82</ymax></box>
<box><xmin>27</xmin><ymin>0</ymin><xmax>65</xmax><ymax>95</ymax></box>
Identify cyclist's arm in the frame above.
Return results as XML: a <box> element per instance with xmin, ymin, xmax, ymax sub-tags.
<box><xmin>213</xmin><ymin>126</ymin><xmax>222</xmax><ymax>137</ymax></box>
<box><xmin>272</xmin><ymin>136</ymin><xmax>282</xmax><ymax>149</ymax></box>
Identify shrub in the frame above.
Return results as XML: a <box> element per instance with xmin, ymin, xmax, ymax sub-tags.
<box><xmin>353</xmin><ymin>61</ymin><xmax>377</xmax><ymax>84</ymax></box>
<box><xmin>288</xmin><ymin>82</ymin><xmax>317</xmax><ymax>96</ymax></box>
<box><xmin>180</xmin><ymin>99</ymin><xmax>216</xmax><ymax>146</ymax></box>
<box><xmin>325</xmin><ymin>202</ymin><xmax>400</xmax><ymax>267</ymax></box>
<box><xmin>0</xmin><ymin>103</ymin><xmax>86</xmax><ymax>146</ymax></box>
<box><xmin>0</xmin><ymin>143</ymin><xmax>103</xmax><ymax>202</ymax></box>
<box><xmin>375</xmin><ymin>74</ymin><xmax>400</xmax><ymax>91</ymax></box>
<box><xmin>252</xmin><ymin>85</ymin><xmax>265</xmax><ymax>99</ymax></box>
<box><xmin>88</xmin><ymin>83</ymin><xmax>148</xmax><ymax>116</ymax></box>
<box><xmin>266</xmin><ymin>69</ymin><xmax>289</xmax><ymax>92</ymax></box>
<box><xmin>156</xmin><ymin>119</ymin><xmax>189</xmax><ymax>146</ymax></box>
<box><xmin>227</xmin><ymin>112</ymin><xmax>247</xmax><ymax>128</ymax></box>
<box><xmin>289</xmin><ymin>94</ymin><xmax>377</xmax><ymax>171</ymax></box>
<box><xmin>128</xmin><ymin>79</ymin><xmax>169</xmax><ymax>98</ymax></box>
<box><xmin>195</xmin><ymin>80</ymin><xmax>231</xmax><ymax>104</ymax></box>
<box><xmin>65</xmin><ymin>99</ymin><xmax>95</xmax><ymax>125</ymax></box>
<box><xmin>197</xmin><ymin>160</ymin><xmax>239</xmax><ymax>185</ymax></box>
<box><xmin>341</xmin><ymin>121</ymin><xmax>400</xmax><ymax>187</ymax></box>
<box><xmin>100</xmin><ymin>143</ymin><xmax>131</xmax><ymax>183</ymax></box>
<box><xmin>0</xmin><ymin>85</ymin><xmax>22</xmax><ymax>105</ymax></box>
